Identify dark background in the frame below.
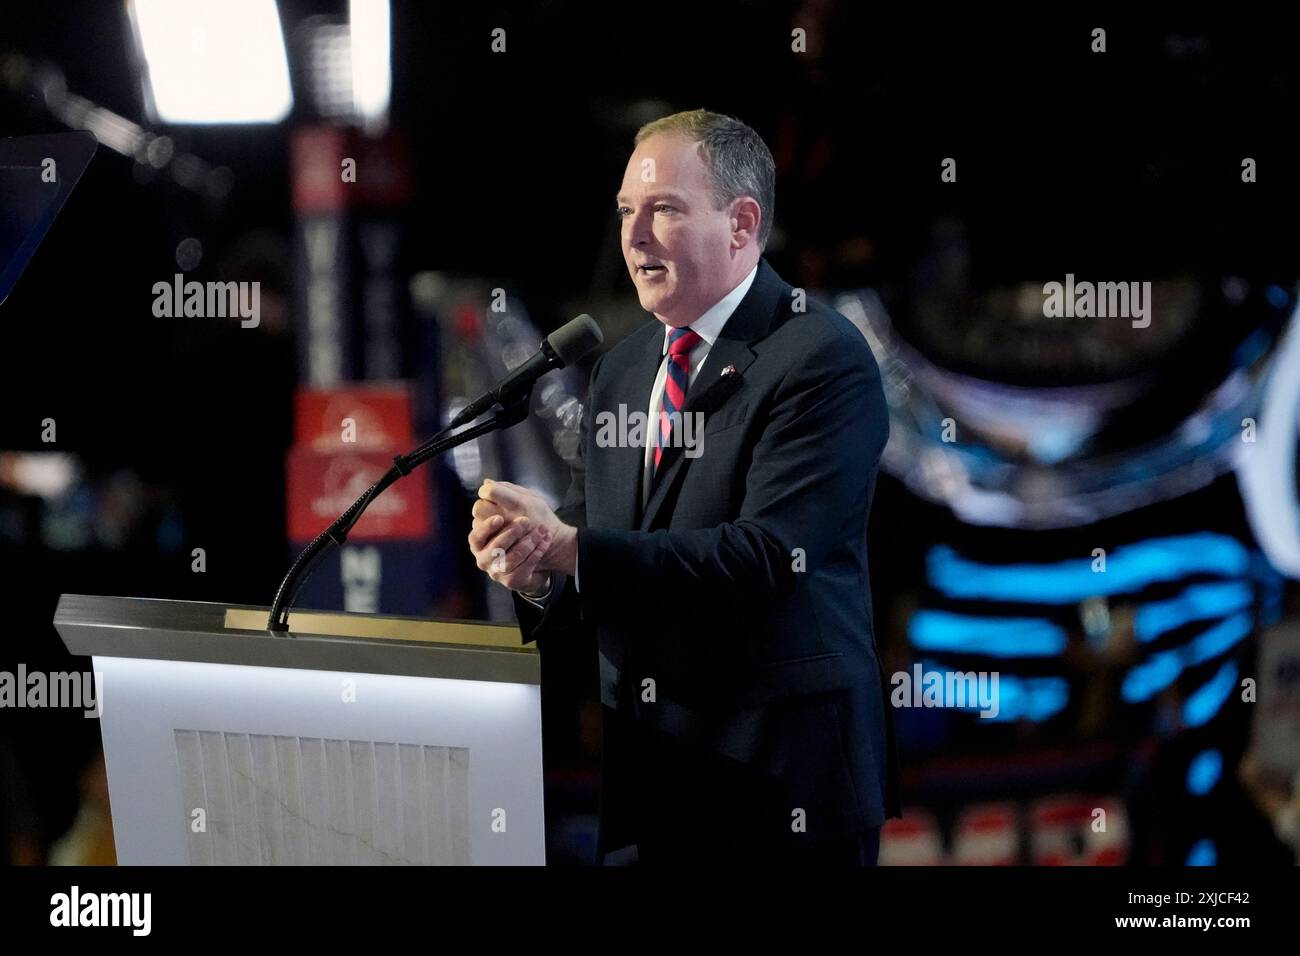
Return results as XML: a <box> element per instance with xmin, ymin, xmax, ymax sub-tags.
<box><xmin>2</xmin><ymin>3</ymin><xmax>1298</xmax><ymax>865</ymax></box>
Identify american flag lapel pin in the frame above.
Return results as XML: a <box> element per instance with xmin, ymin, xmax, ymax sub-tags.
<box><xmin>721</xmin><ymin>364</ymin><xmax>737</xmax><ymax>377</ymax></box>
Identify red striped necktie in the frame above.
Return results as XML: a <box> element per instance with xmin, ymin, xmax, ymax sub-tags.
<box><xmin>655</xmin><ymin>326</ymin><xmax>702</xmax><ymax>472</ymax></box>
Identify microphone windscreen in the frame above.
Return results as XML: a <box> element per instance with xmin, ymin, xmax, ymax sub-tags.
<box><xmin>547</xmin><ymin>314</ymin><xmax>604</xmax><ymax>366</ymax></box>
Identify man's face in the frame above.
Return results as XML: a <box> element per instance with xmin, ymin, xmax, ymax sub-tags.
<box><xmin>616</xmin><ymin>133</ymin><xmax>748</xmax><ymax>327</ymax></box>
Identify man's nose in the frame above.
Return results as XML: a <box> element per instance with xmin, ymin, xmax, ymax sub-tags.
<box><xmin>627</xmin><ymin>208</ymin><xmax>653</xmax><ymax>246</ymax></box>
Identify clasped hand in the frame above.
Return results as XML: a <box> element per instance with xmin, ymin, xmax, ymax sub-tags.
<box><xmin>467</xmin><ymin>479</ymin><xmax>578</xmax><ymax>593</ymax></box>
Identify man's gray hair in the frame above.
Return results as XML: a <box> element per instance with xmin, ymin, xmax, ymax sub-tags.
<box><xmin>635</xmin><ymin>109</ymin><xmax>775</xmax><ymax>249</ymax></box>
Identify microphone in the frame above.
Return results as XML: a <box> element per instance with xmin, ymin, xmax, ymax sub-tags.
<box><xmin>448</xmin><ymin>313</ymin><xmax>603</xmax><ymax>428</ymax></box>
<box><xmin>268</xmin><ymin>313</ymin><xmax>602</xmax><ymax>631</ymax></box>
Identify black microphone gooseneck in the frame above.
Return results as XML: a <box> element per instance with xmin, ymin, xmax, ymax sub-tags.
<box><xmin>266</xmin><ymin>313</ymin><xmax>603</xmax><ymax>633</ymax></box>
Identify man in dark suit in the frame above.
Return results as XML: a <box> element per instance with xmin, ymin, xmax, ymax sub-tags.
<box><xmin>467</xmin><ymin>109</ymin><xmax>899</xmax><ymax>865</ymax></box>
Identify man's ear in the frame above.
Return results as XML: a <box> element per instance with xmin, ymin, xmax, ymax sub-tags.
<box><xmin>730</xmin><ymin>196</ymin><xmax>761</xmax><ymax>248</ymax></box>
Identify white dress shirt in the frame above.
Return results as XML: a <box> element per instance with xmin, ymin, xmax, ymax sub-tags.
<box><xmin>521</xmin><ymin>263</ymin><xmax>759</xmax><ymax>604</ymax></box>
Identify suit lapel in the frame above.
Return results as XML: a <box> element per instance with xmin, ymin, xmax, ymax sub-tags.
<box><xmin>600</xmin><ymin>322</ymin><xmax>664</xmax><ymax>531</ymax></box>
<box><xmin>638</xmin><ymin>258</ymin><xmax>788</xmax><ymax>531</ymax></box>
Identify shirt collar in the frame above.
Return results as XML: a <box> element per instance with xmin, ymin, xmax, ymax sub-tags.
<box><xmin>660</xmin><ymin>263</ymin><xmax>759</xmax><ymax>355</ymax></box>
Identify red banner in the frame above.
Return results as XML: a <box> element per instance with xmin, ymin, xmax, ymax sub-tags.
<box><xmin>294</xmin><ymin>385</ymin><xmax>413</xmax><ymax>451</ymax></box>
<box><xmin>286</xmin><ymin>447</ymin><xmax>431</xmax><ymax>541</ymax></box>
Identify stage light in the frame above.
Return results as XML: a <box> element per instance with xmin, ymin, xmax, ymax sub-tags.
<box><xmin>349</xmin><ymin>0</ymin><xmax>391</xmax><ymax>133</ymax></box>
<box><xmin>1235</xmin><ymin>297</ymin><xmax>1300</xmax><ymax>578</ymax></box>
<box><xmin>1186</xmin><ymin>749</ymin><xmax>1223</xmax><ymax>795</ymax></box>
<box><xmin>1121</xmin><ymin>613</ymin><xmax>1251</xmax><ymax>703</ymax></box>
<box><xmin>1186</xmin><ymin>838</ymin><xmax>1217</xmax><ymax>865</ymax></box>
<box><xmin>1183</xmin><ymin>660</ymin><xmax>1238</xmax><ymax>728</ymax></box>
<box><xmin>1134</xmin><ymin>581</ymin><xmax>1252</xmax><ymax>643</ymax></box>
<box><xmin>909</xmin><ymin>610</ymin><xmax>1068</xmax><ymax>658</ymax></box>
<box><xmin>127</xmin><ymin>0</ymin><xmax>293</xmax><ymax>124</ymax></box>
<box><xmin>0</xmin><ymin>452</ymin><xmax>79</xmax><ymax>499</ymax></box>
<box><xmin>926</xmin><ymin>533</ymin><xmax>1251</xmax><ymax>603</ymax></box>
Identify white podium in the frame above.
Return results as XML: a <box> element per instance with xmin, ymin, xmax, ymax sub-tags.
<box><xmin>53</xmin><ymin>594</ymin><xmax>544</xmax><ymax>866</ymax></box>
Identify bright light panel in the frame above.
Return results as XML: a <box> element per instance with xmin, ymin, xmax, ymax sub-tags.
<box><xmin>129</xmin><ymin>0</ymin><xmax>293</xmax><ymax>124</ymax></box>
<box><xmin>349</xmin><ymin>0</ymin><xmax>391</xmax><ymax>132</ymax></box>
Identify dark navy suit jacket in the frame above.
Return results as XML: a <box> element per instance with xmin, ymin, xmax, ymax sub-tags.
<box><xmin>513</xmin><ymin>257</ymin><xmax>901</xmax><ymax>857</ymax></box>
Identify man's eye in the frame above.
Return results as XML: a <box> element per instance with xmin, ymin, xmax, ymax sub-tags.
<box><xmin>615</xmin><ymin>205</ymin><xmax>674</xmax><ymax>217</ymax></box>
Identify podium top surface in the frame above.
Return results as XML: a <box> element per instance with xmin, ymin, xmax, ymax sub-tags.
<box><xmin>54</xmin><ymin>594</ymin><xmax>537</xmax><ymax>685</ymax></box>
